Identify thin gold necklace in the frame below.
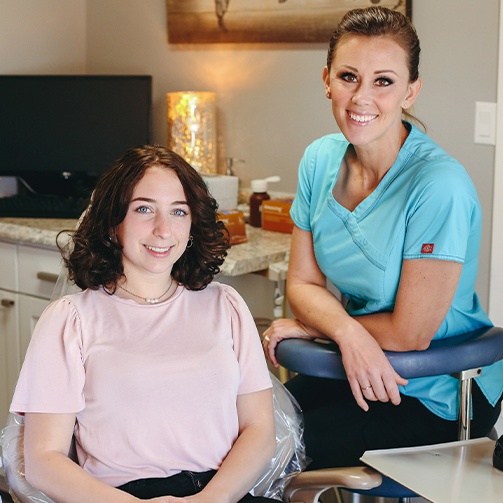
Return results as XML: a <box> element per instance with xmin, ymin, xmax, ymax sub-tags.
<box><xmin>118</xmin><ymin>278</ymin><xmax>174</xmax><ymax>304</ymax></box>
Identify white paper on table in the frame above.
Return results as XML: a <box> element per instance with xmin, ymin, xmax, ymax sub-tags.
<box><xmin>361</xmin><ymin>438</ymin><xmax>503</xmax><ymax>503</ymax></box>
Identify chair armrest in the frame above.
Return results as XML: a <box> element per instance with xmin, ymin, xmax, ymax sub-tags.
<box><xmin>276</xmin><ymin>326</ymin><xmax>503</xmax><ymax>380</ymax></box>
<box><xmin>284</xmin><ymin>467</ymin><xmax>382</xmax><ymax>502</ymax></box>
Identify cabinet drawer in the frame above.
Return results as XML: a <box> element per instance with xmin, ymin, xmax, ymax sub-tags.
<box><xmin>18</xmin><ymin>246</ymin><xmax>63</xmax><ymax>299</ymax></box>
<box><xmin>0</xmin><ymin>241</ymin><xmax>18</xmax><ymax>291</ymax></box>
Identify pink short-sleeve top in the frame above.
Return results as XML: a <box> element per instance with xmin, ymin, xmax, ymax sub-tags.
<box><xmin>11</xmin><ymin>282</ymin><xmax>272</xmax><ymax>487</ymax></box>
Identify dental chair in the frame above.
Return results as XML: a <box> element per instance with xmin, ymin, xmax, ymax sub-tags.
<box><xmin>276</xmin><ymin>325</ymin><xmax>503</xmax><ymax>503</ymax></box>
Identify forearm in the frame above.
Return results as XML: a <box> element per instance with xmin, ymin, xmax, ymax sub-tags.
<box><xmin>289</xmin><ymin>272</ymin><xmax>456</xmax><ymax>352</ymax></box>
<box><xmin>287</xmin><ymin>282</ymin><xmax>358</xmax><ymax>343</ymax></box>
<box><xmin>25</xmin><ymin>452</ymin><xmax>137</xmax><ymax>503</ymax></box>
<box><xmin>354</xmin><ymin>311</ymin><xmax>426</xmax><ymax>351</ymax></box>
<box><xmin>286</xmin><ymin>228</ymin><xmax>459</xmax><ymax>352</ymax></box>
<box><xmin>200</xmin><ymin>389</ymin><xmax>275</xmax><ymax>503</ymax></box>
<box><xmin>201</xmin><ymin>423</ymin><xmax>275</xmax><ymax>503</ymax></box>
<box><xmin>290</xmin><ymin>288</ymin><xmax>432</xmax><ymax>352</ymax></box>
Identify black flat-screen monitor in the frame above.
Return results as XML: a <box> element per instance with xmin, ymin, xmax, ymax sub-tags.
<box><xmin>0</xmin><ymin>75</ymin><xmax>152</xmax><ymax>196</ymax></box>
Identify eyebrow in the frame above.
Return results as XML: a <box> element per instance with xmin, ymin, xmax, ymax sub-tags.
<box><xmin>339</xmin><ymin>64</ymin><xmax>399</xmax><ymax>76</ymax></box>
<box><xmin>130</xmin><ymin>197</ymin><xmax>189</xmax><ymax>205</ymax></box>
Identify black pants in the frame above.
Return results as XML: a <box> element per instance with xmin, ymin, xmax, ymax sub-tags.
<box><xmin>117</xmin><ymin>469</ymin><xmax>278</xmax><ymax>501</ymax></box>
<box><xmin>286</xmin><ymin>374</ymin><xmax>502</xmax><ymax>470</ymax></box>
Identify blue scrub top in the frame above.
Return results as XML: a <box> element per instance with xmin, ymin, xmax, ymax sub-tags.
<box><xmin>291</xmin><ymin>123</ymin><xmax>503</xmax><ymax>420</ymax></box>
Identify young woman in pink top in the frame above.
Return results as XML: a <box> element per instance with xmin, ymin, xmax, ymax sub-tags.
<box><xmin>11</xmin><ymin>145</ymin><xmax>276</xmax><ymax>503</ymax></box>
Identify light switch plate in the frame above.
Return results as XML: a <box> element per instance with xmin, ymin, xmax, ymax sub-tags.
<box><xmin>474</xmin><ymin>101</ymin><xmax>497</xmax><ymax>145</ymax></box>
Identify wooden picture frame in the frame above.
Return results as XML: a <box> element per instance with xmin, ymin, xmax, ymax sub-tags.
<box><xmin>167</xmin><ymin>0</ymin><xmax>412</xmax><ymax>44</ymax></box>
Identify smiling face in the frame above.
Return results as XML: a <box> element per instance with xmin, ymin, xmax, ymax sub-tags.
<box><xmin>116</xmin><ymin>166</ymin><xmax>192</xmax><ymax>286</ymax></box>
<box><xmin>324</xmin><ymin>34</ymin><xmax>421</xmax><ymax>149</ymax></box>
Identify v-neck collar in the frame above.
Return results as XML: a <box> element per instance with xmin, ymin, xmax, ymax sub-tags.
<box><xmin>328</xmin><ymin>123</ymin><xmax>415</xmax><ymax>220</ymax></box>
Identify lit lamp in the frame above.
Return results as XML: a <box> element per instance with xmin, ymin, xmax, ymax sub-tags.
<box><xmin>167</xmin><ymin>91</ymin><xmax>217</xmax><ymax>174</ymax></box>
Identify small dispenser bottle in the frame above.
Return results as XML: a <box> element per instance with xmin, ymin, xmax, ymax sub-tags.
<box><xmin>249</xmin><ymin>176</ymin><xmax>280</xmax><ymax>227</ymax></box>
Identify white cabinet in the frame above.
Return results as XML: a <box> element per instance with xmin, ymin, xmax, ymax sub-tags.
<box><xmin>0</xmin><ymin>241</ymin><xmax>62</xmax><ymax>424</ymax></box>
<box><xmin>0</xmin><ymin>288</ymin><xmax>19</xmax><ymax>426</ymax></box>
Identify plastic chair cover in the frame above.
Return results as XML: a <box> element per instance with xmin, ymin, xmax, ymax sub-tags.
<box><xmin>252</xmin><ymin>374</ymin><xmax>309</xmax><ymax>500</ymax></box>
<box><xmin>0</xmin><ymin>414</ymin><xmax>54</xmax><ymax>503</ymax></box>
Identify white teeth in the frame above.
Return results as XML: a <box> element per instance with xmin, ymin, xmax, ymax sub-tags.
<box><xmin>349</xmin><ymin>112</ymin><xmax>377</xmax><ymax>123</ymax></box>
<box><xmin>146</xmin><ymin>245</ymin><xmax>169</xmax><ymax>253</ymax></box>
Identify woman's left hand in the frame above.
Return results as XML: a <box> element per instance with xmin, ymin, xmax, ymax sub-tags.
<box><xmin>262</xmin><ymin>317</ymin><xmax>318</xmax><ymax>367</ymax></box>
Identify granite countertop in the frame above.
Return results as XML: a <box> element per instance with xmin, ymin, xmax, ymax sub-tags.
<box><xmin>0</xmin><ymin>218</ymin><xmax>291</xmax><ymax>277</ymax></box>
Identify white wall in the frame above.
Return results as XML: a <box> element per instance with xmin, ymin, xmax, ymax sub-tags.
<box><xmin>490</xmin><ymin>1</ymin><xmax>503</xmax><ymax>327</ymax></box>
<box><xmin>85</xmin><ymin>0</ymin><xmax>334</xmax><ymax>188</ymax></box>
<box><xmin>0</xmin><ymin>0</ymin><xmax>87</xmax><ymax>73</ymax></box>
<box><xmin>84</xmin><ymin>0</ymin><xmax>499</xmax><ymax>311</ymax></box>
<box><xmin>0</xmin><ymin>0</ymin><xmax>499</xmax><ymax>314</ymax></box>
<box><xmin>412</xmin><ymin>0</ymin><xmax>499</xmax><ymax>314</ymax></box>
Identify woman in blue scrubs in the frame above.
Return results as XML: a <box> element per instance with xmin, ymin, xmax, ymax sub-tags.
<box><xmin>263</xmin><ymin>6</ymin><xmax>503</xmax><ymax>469</ymax></box>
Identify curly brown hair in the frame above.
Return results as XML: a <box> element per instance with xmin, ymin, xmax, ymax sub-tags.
<box><xmin>59</xmin><ymin>145</ymin><xmax>230</xmax><ymax>291</ymax></box>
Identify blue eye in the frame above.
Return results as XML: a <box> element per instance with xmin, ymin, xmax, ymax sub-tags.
<box><xmin>135</xmin><ymin>205</ymin><xmax>152</xmax><ymax>214</ymax></box>
<box><xmin>172</xmin><ymin>208</ymin><xmax>189</xmax><ymax>217</ymax></box>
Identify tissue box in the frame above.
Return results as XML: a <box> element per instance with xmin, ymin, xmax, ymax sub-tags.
<box><xmin>202</xmin><ymin>174</ymin><xmax>239</xmax><ymax>210</ymax></box>
<box><xmin>217</xmin><ymin>210</ymin><xmax>247</xmax><ymax>244</ymax></box>
<box><xmin>262</xmin><ymin>199</ymin><xmax>294</xmax><ymax>233</ymax></box>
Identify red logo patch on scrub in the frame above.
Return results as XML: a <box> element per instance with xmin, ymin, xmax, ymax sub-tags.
<box><xmin>421</xmin><ymin>243</ymin><xmax>434</xmax><ymax>254</ymax></box>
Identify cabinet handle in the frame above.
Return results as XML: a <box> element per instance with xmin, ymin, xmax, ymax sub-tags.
<box><xmin>36</xmin><ymin>271</ymin><xmax>59</xmax><ymax>283</ymax></box>
<box><xmin>1</xmin><ymin>298</ymin><xmax>15</xmax><ymax>308</ymax></box>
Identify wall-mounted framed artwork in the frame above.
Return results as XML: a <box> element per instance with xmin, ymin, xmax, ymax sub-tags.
<box><xmin>167</xmin><ymin>0</ymin><xmax>412</xmax><ymax>44</ymax></box>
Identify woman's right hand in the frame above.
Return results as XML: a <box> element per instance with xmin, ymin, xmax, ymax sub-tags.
<box><xmin>262</xmin><ymin>318</ymin><xmax>318</xmax><ymax>367</ymax></box>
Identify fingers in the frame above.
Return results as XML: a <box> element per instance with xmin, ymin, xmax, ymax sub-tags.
<box><xmin>349</xmin><ymin>378</ymin><xmax>370</xmax><ymax>411</ymax></box>
<box><xmin>386</xmin><ymin>370</ymin><xmax>408</xmax><ymax>405</ymax></box>
<box><xmin>261</xmin><ymin>318</ymin><xmax>305</xmax><ymax>367</ymax></box>
<box><xmin>262</xmin><ymin>333</ymin><xmax>279</xmax><ymax>367</ymax></box>
<box><xmin>349</xmin><ymin>370</ymin><xmax>407</xmax><ymax>410</ymax></box>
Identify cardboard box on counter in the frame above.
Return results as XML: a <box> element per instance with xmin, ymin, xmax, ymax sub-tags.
<box><xmin>217</xmin><ymin>210</ymin><xmax>247</xmax><ymax>244</ymax></box>
<box><xmin>262</xmin><ymin>199</ymin><xmax>294</xmax><ymax>233</ymax></box>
